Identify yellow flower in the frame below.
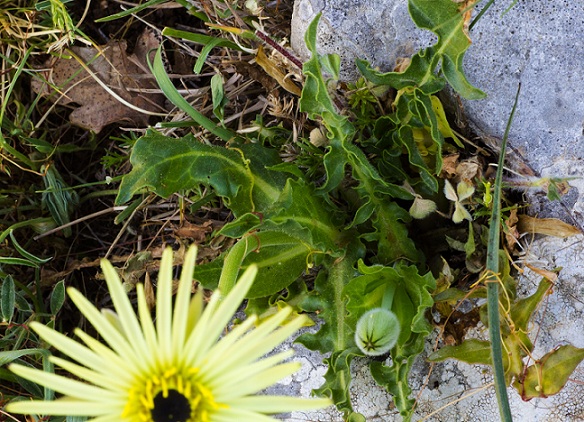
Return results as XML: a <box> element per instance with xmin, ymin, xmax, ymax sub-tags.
<box><xmin>7</xmin><ymin>246</ymin><xmax>331</xmax><ymax>421</ymax></box>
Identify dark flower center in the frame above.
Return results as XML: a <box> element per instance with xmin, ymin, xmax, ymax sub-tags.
<box><xmin>151</xmin><ymin>389</ymin><xmax>192</xmax><ymax>422</ymax></box>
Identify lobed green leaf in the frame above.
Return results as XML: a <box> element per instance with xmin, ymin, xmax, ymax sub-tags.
<box><xmin>297</xmin><ymin>243</ymin><xmax>365</xmax><ymax>418</ymax></box>
<box><xmin>195</xmin><ymin>231</ymin><xmax>312</xmax><ymax>298</ymax></box>
<box><xmin>264</xmin><ymin>179</ymin><xmax>343</xmax><ymax>253</ymax></box>
<box><xmin>115</xmin><ymin>131</ymin><xmax>285</xmax><ymax>216</ymax></box>
<box><xmin>357</xmin><ymin>0</ymin><xmax>485</xmax><ymax>99</ymax></box>
<box><xmin>344</xmin><ymin>261</ymin><xmax>435</xmax><ymax>419</ymax></box>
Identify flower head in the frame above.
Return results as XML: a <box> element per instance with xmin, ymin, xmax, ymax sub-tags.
<box><xmin>7</xmin><ymin>246</ymin><xmax>330</xmax><ymax>421</ymax></box>
<box><xmin>354</xmin><ymin>308</ymin><xmax>400</xmax><ymax>357</ymax></box>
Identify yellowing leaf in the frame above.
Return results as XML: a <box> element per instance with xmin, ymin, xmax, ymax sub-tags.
<box><xmin>456</xmin><ymin>179</ymin><xmax>475</xmax><ymax>201</ymax></box>
<box><xmin>428</xmin><ymin>339</ymin><xmax>492</xmax><ymax>365</ymax></box>
<box><xmin>514</xmin><ymin>345</ymin><xmax>584</xmax><ymax>400</ymax></box>
<box><xmin>409</xmin><ymin>195</ymin><xmax>437</xmax><ymax>219</ymax></box>
<box><xmin>431</xmin><ymin>95</ymin><xmax>463</xmax><ymax>147</ymax></box>
<box><xmin>443</xmin><ymin>179</ymin><xmax>458</xmax><ymax>202</ymax></box>
<box><xmin>205</xmin><ymin>23</ymin><xmax>255</xmax><ymax>39</ymax></box>
<box><xmin>453</xmin><ymin>202</ymin><xmax>472</xmax><ymax>223</ymax></box>
<box><xmin>444</xmin><ymin>179</ymin><xmax>473</xmax><ymax>223</ymax></box>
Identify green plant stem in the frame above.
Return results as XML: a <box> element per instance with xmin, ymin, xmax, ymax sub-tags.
<box><xmin>217</xmin><ymin>236</ymin><xmax>256</xmax><ymax>297</ymax></box>
<box><xmin>0</xmin><ymin>49</ymin><xmax>35</xmax><ymax>169</ymax></box>
<box><xmin>470</xmin><ymin>0</ymin><xmax>494</xmax><ymax>30</ymax></box>
<box><xmin>329</xmin><ymin>242</ymin><xmax>361</xmax><ymax>350</ymax></box>
<box><xmin>35</xmin><ymin>267</ymin><xmax>45</xmax><ymax>317</ymax></box>
<box><xmin>486</xmin><ymin>84</ymin><xmax>520</xmax><ymax>422</ymax></box>
<box><xmin>381</xmin><ymin>284</ymin><xmax>396</xmax><ymax>309</ymax></box>
<box><xmin>0</xmin><ymin>219</ymin><xmax>53</xmax><ymax>244</ymax></box>
<box><xmin>94</xmin><ymin>0</ymin><xmax>165</xmax><ymax>22</ymax></box>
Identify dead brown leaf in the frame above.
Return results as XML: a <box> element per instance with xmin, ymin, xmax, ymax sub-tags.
<box><xmin>394</xmin><ymin>57</ymin><xmax>411</xmax><ymax>73</ymax></box>
<box><xmin>40</xmin><ymin>248</ymin><xmax>165</xmax><ymax>287</ymax></box>
<box><xmin>455</xmin><ymin>157</ymin><xmax>480</xmax><ymax>181</ymax></box>
<box><xmin>441</xmin><ymin>154</ymin><xmax>459</xmax><ymax>178</ymax></box>
<box><xmin>454</xmin><ymin>0</ymin><xmax>479</xmax><ymax>40</ymax></box>
<box><xmin>174</xmin><ymin>220</ymin><xmax>213</xmax><ymax>242</ymax></box>
<box><xmin>255</xmin><ymin>45</ymin><xmax>302</xmax><ymax>96</ymax></box>
<box><xmin>32</xmin><ymin>29</ymin><xmax>165</xmax><ymax>133</ymax></box>
<box><xmin>518</xmin><ymin>215</ymin><xmax>582</xmax><ymax>238</ymax></box>
<box><xmin>504</xmin><ymin>208</ymin><xmax>520</xmax><ymax>250</ymax></box>
<box><xmin>144</xmin><ymin>271</ymin><xmax>156</xmax><ymax>310</ymax></box>
<box><xmin>524</xmin><ymin>263</ymin><xmax>558</xmax><ymax>283</ymax></box>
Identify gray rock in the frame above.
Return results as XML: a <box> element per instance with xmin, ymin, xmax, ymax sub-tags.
<box><xmin>291</xmin><ymin>0</ymin><xmax>434</xmax><ymax>82</ymax></box>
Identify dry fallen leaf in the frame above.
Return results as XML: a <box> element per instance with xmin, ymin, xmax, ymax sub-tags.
<box><xmin>174</xmin><ymin>220</ymin><xmax>213</xmax><ymax>242</ymax></box>
<box><xmin>455</xmin><ymin>157</ymin><xmax>480</xmax><ymax>181</ymax></box>
<box><xmin>524</xmin><ymin>263</ymin><xmax>558</xmax><ymax>283</ymax></box>
<box><xmin>255</xmin><ymin>45</ymin><xmax>302</xmax><ymax>96</ymax></box>
<box><xmin>504</xmin><ymin>208</ymin><xmax>520</xmax><ymax>250</ymax></box>
<box><xmin>518</xmin><ymin>215</ymin><xmax>582</xmax><ymax>238</ymax></box>
<box><xmin>441</xmin><ymin>154</ymin><xmax>459</xmax><ymax>178</ymax></box>
<box><xmin>32</xmin><ymin>29</ymin><xmax>165</xmax><ymax>133</ymax></box>
<box><xmin>394</xmin><ymin>57</ymin><xmax>411</xmax><ymax>73</ymax></box>
<box><xmin>144</xmin><ymin>271</ymin><xmax>156</xmax><ymax>311</ymax></box>
<box><xmin>454</xmin><ymin>0</ymin><xmax>479</xmax><ymax>40</ymax></box>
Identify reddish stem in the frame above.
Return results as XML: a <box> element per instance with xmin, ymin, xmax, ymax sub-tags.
<box><xmin>255</xmin><ymin>30</ymin><xmax>304</xmax><ymax>70</ymax></box>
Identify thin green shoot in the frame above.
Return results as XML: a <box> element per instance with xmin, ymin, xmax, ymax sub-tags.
<box><xmin>486</xmin><ymin>83</ymin><xmax>521</xmax><ymax>422</ymax></box>
<box><xmin>94</xmin><ymin>0</ymin><xmax>166</xmax><ymax>22</ymax></box>
<box><xmin>149</xmin><ymin>45</ymin><xmax>241</xmax><ymax>143</ymax></box>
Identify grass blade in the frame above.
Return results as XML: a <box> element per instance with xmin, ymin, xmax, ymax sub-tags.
<box><xmin>0</xmin><ymin>349</ymin><xmax>51</xmax><ymax>366</ymax></box>
<box><xmin>486</xmin><ymin>83</ymin><xmax>521</xmax><ymax>422</ymax></box>
<box><xmin>149</xmin><ymin>45</ymin><xmax>240</xmax><ymax>143</ymax></box>
<box><xmin>0</xmin><ymin>49</ymin><xmax>34</xmax><ymax>168</ymax></box>
<box><xmin>9</xmin><ymin>231</ymin><xmax>52</xmax><ymax>265</ymax></box>
<box><xmin>161</xmin><ymin>28</ymin><xmax>241</xmax><ymax>50</ymax></box>
<box><xmin>94</xmin><ymin>0</ymin><xmax>166</xmax><ymax>22</ymax></box>
<box><xmin>1</xmin><ymin>276</ymin><xmax>15</xmax><ymax>323</ymax></box>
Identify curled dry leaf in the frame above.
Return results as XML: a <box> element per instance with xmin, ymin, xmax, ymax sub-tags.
<box><xmin>517</xmin><ymin>214</ymin><xmax>582</xmax><ymax>238</ymax></box>
<box><xmin>309</xmin><ymin>127</ymin><xmax>327</xmax><ymax>147</ymax></box>
<box><xmin>409</xmin><ymin>195</ymin><xmax>437</xmax><ymax>219</ymax></box>
<box><xmin>32</xmin><ymin>29</ymin><xmax>166</xmax><ymax>133</ymax></box>
<box><xmin>394</xmin><ymin>56</ymin><xmax>411</xmax><ymax>73</ymax></box>
<box><xmin>524</xmin><ymin>263</ymin><xmax>558</xmax><ymax>283</ymax></box>
<box><xmin>454</xmin><ymin>0</ymin><xmax>479</xmax><ymax>40</ymax></box>
<box><xmin>255</xmin><ymin>45</ymin><xmax>302</xmax><ymax>96</ymax></box>
<box><xmin>504</xmin><ymin>208</ymin><xmax>520</xmax><ymax>251</ymax></box>
<box><xmin>441</xmin><ymin>154</ymin><xmax>459</xmax><ymax>178</ymax></box>
<box><xmin>455</xmin><ymin>157</ymin><xmax>480</xmax><ymax>181</ymax></box>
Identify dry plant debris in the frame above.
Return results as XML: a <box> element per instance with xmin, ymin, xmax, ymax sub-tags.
<box><xmin>517</xmin><ymin>215</ymin><xmax>582</xmax><ymax>238</ymax></box>
<box><xmin>32</xmin><ymin>29</ymin><xmax>166</xmax><ymax>133</ymax></box>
